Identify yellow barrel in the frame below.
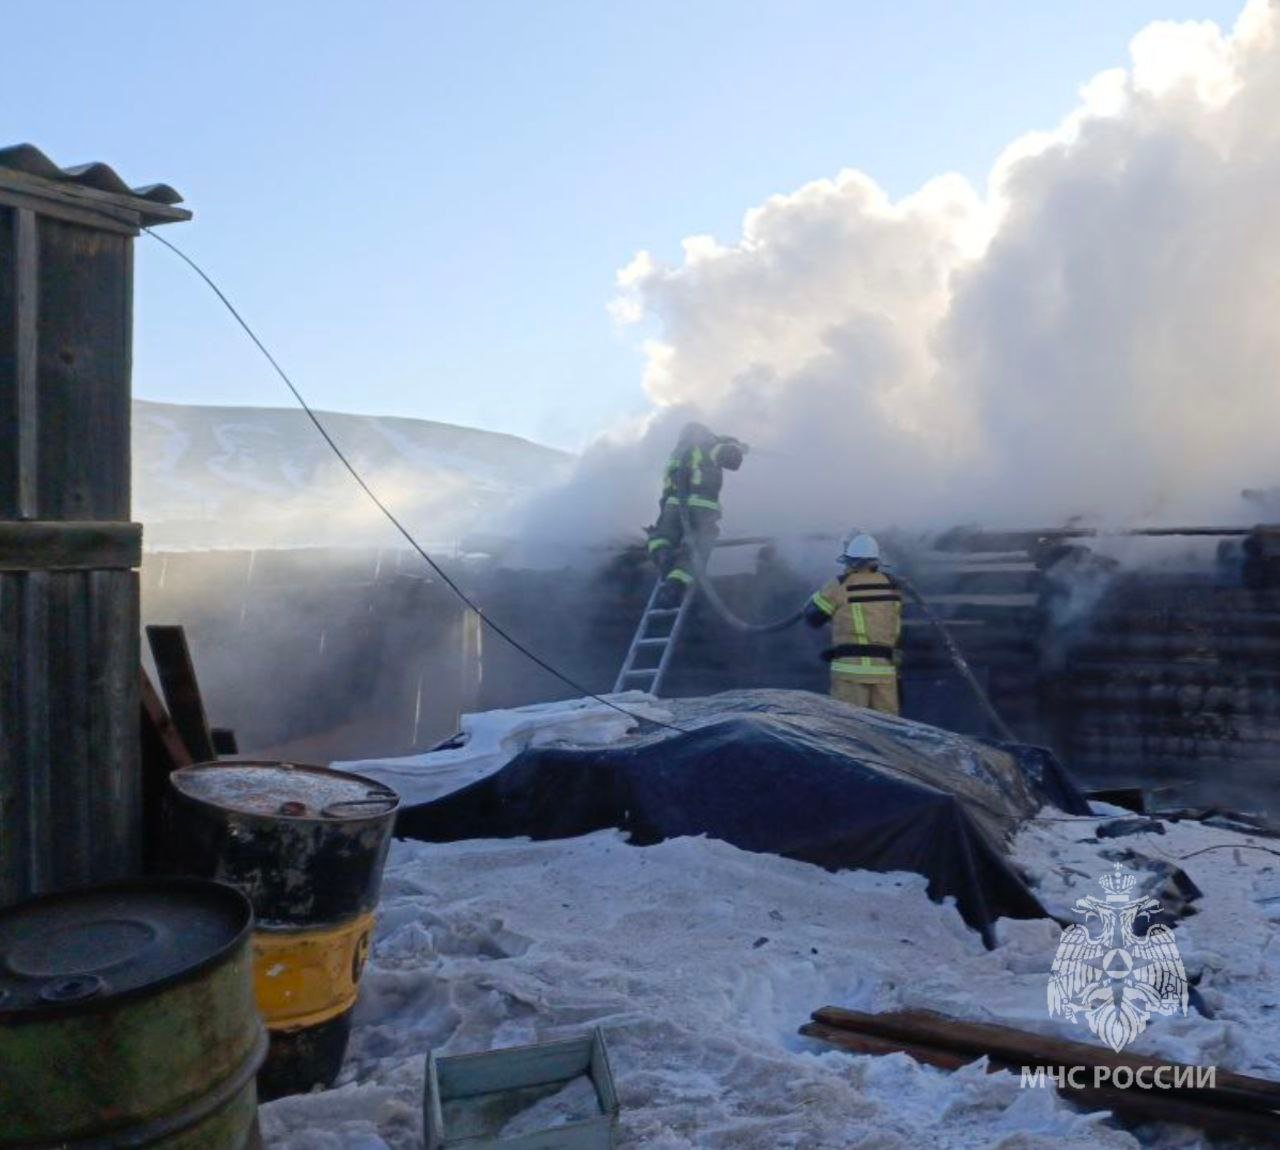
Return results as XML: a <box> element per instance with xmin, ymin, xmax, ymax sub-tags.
<box><xmin>165</xmin><ymin>761</ymin><xmax>398</xmax><ymax>1100</ymax></box>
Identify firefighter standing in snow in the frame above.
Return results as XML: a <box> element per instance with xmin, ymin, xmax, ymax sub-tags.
<box><xmin>804</xmin><ymin>532</ymin><xmax>903</xmax><ymax>715</ymax></box>
<box><xmin>646</xmin><ymin>423</ymin><xmax>746</xmax><ymax>606</ymax></box>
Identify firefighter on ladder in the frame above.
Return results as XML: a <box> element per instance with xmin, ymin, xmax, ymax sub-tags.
<box><xmin>804</xmin><ymin>531</ymin><xmax>903</xmax><ymax>715</ymax></box>
<box><xmin>646</xmin><ymin>422</ymin><xmax>746</xmax><ymax>608</ymax></box>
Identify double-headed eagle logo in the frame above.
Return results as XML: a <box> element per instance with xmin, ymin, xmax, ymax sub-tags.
<box><xmin>1047</xmin><ymin>863</ymin><xmax>1188</xmax><ymax>1052</ymax></box>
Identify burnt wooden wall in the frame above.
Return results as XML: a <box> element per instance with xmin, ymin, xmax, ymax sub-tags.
<box><xmin>0</xmin><ymin>167</ymin><xmax>188</xmax><ymax>906</ymax></box>
<box><xmin>131</xmin><ymin>534</ymin><xmax>1280</xmax><ymax>816</ymax></box>
<box><xmin>140</xmin><ymin>548</ymin><xmax>475</xmax><ymax>762</ymax></box>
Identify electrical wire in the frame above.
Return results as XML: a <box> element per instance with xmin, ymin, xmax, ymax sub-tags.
<box><xmin>145</xmin><ymin>229</ymin><xmax>688</xmax><ymax>736</ymax></box>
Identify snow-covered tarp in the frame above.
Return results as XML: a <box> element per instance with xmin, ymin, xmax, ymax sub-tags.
<box><xmin>341</xmin><ymin>691</ymin><xmax>673</xmax><ymax>807</ymax></box>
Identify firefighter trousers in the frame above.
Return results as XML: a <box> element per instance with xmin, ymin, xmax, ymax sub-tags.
<box><xmin>649</xmin><ymin>503</ymin><xmax>720</xmax><ymax>586</ymax></box>
<box><xmin>830</xmin><ymin>673</ymin><xmax>900</xmax><ymax>716</ymax></box>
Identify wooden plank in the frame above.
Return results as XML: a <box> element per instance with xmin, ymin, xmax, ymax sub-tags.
<box><xmin>1075</xmin><ymin>1085</ymin><xmax>1280</xmax><ymax>1145</ymax></box>
<box><xmin>20</xmin><ymin>571</ymin><xmax>51</xmax><ymax>898</ymax></box>
<box><xmin>802</xmin><ymin>1020</ymin><xmax>1280</xmax><ymax>1144</ymax></box>
<box><xmin>0</xmin><ymin>520</ymin><xmax>142</xmax><ymax>569</ymax></box>
<box><xmin>146</xmin><ymin>624</ymin><xmax>217</xmax><ymax>763</ymax></box>
<box><xmin>588</xmin><ymin>1028</ymin><xmax>620</xmax><ymax>1115</ymax></box>
<box><xmin>121</xmin><ymin>234</ymin><xmax>133</xmax><ymax>498</ymax></box>
<box><xmin>800</xmin><ymin>1022</ymin><xmax>972</xmax><ymax>1070</ymax></box>
<box><xmin>1</xmin><ymin>568</ymin><xmax>142</xmax><ymax>901</ymax></box>
<box><xmin>141</xmin><ymin>667</ymin><xmax>191</xmax><ymax>872</ymax></box>
<box><xmin>14</xmin><ymin>208</ymin><xmax>37</xmax><ymax>519</ymax></box>
<box><xmin>0</xmin><ymin>180</ymin><xmax>139</xmax><ymax>237</ymax></box>
<box><xmin>36</xmin><ymin>218</ymin><xmax>132</xmax><ymax>519</ymax></box>
<box><xmin>0</xmin><ymin>205</ymin><xmax>13</xmax><ymax>519</ymax></box>
<box><xmin>89</xmin><ymin>569</ymin><xmax>140</xmax><ymax>879</ymax></box>
<box><xmin>0</xmin><ymin>167</ymin><xmax>191</xmax><ymax>225</ymax></box>
<box><xmin>45</xmin><ymin>572</ymin><xmax>92</xmax><ymax>888</ymax></box>
<box><xmin>424</xmin><ymin>1053</ymin><xmax>446</xmax><ymax>1150</ymax></box>
<box><xmin>812</xmin><ymin>1007</ymin><xmax>1280</xmax><ymax>1111</ymax></box>
<box><xmin>141</xmin><ymin>668</ymin><xmax>194</xmax><ymax>770</ymax></box>
<box><xmin>0</xmin><ymin>169</ymin><xmax>142</xmax><ymax>228</ymax></box>
<box><xmin>0</xmin><ymin>574</ymin><xmax>24</xmax><ymax>905</ymax></box>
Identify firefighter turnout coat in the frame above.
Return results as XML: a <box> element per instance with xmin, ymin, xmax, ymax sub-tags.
<box><xmin>805</xmin><ymin>567</ymin><xmax>903</xmax><ymax>715</ymax></box>
<box><xmin>648</xmin><ymin>425</ymin><xmax>745</xmax><ymax>587</ymax></box>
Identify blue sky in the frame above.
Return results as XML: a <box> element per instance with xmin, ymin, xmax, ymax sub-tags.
<box><xmin>3</xmin><ymin>0</ymin><xmax>1245</xmax><ymax>450</ymax></box>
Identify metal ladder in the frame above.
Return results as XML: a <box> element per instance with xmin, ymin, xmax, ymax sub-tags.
<box><xmin>612</xmin><ymin>578</ymin><xmax>697</xmax><ymax>696</ymax></box>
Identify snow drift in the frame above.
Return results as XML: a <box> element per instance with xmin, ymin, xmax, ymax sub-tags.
<box><xmin>262</xmin><ymin>764</ymin><xmax>1280</xmax><ymax>1149</ymax></box>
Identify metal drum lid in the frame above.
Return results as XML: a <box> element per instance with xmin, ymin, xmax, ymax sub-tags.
<box><xmin>0</xmin><ymin>878</ymin><xmax>252</xmax><ymax>1016</ymax></box>
<box><xmin>170</xmin><ymin>761</ymin><xmax>399</xmax><ymax>821</ymax></box>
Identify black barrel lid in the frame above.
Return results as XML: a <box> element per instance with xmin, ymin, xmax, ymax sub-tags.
<box><xmin>170</xmin><ymin>761</ymin><xmax>399</xmax><ymax>821</ymax></box>
<box><xmin>0</xmin><ymin>878</ymin><xmax>252</xmax><ymax>1018</ymax></box>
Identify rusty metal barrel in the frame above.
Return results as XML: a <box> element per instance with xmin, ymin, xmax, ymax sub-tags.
<box><xmin>165</xmin><ymin>761</ymin><xmax>399</xmax><ymax>1101</ymax></box>
<box><xmin>0</xmin><ymin>877</ymin><xmax>265</xmax><ymax>1148</ymax></box>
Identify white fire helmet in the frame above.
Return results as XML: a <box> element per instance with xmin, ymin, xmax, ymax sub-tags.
<box><xmin>840</xmin><ymin>531</ymin><xmax>880</xmax><ymax>564</ymax></box>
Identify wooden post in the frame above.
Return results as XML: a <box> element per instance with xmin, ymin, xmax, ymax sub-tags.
<box><xmin>14</xmin><ymin>207</ymin><xmax>37</xmax><ymax>520</ymax></box>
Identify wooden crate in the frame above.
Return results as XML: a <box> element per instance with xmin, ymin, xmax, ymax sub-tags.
<box><xmin>424</xmin><ymin>1029</ymin><xmax>619</xmax><ymax>1150</ymax></box>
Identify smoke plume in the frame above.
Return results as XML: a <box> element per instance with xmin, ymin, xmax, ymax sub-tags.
<box><xmin>524</xmin><ymin>1</ymin><xmax>1280</xmax><ymax>548</ymax></box>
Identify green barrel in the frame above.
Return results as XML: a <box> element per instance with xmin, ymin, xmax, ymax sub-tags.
<box><xmin>0</xmin><ymin>877</ymin><xmax>266</xmax><ymax>1149</ymax></box>
<box><xmin>165</xmin><ymin>761</ymin><xmax>399</xmax><ymax>1102</ymax></box>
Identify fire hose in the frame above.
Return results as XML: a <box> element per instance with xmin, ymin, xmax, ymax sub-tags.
<box><xmin>892</xmin><ymin>573</ymin><xmax>1018</xmax><ymax>743</ymax></box>
<box><xmin>680</xmin><ymin>505</ymin><xmax>1017</xmax><ymax>739</ymax></box>
<box><xmin>678</xmin><ymin>504</ymin><xmax>804</xmax><ymax>634</ymax></box>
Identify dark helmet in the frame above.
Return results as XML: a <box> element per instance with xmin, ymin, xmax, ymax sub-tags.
<box><xmin>677</xmin><ymin>421</ymin><xmax>714</xmax><ymax>450</ymax></box>
<box><xmin>711</xmin><ymin>439</ymin><xmax>745</xmax><ymax>471</ymax></box>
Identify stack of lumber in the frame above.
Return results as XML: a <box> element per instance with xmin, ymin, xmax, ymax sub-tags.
<box><xmin>802</xmin><ymin>1007</ymin><xmax>1280</xmax><ymax>1143</ymax></box>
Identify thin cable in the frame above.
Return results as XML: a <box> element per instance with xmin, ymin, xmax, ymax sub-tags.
<box><xmin>145</xmin><ymin>229</ymin><xmax>686</xmax><ymax>736</ymax></box>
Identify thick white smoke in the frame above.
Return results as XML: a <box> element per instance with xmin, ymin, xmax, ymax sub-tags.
<box><xmin>524</xmin><ymin>0</ymin><xmax>1280</xmax><ymax>549</ymax></box>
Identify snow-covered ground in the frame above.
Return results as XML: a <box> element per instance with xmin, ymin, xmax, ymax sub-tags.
<box><xmin>261</xmin><ymin>700</ymin><xmax>1280</xmax><ymax>1149</ymax></box>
